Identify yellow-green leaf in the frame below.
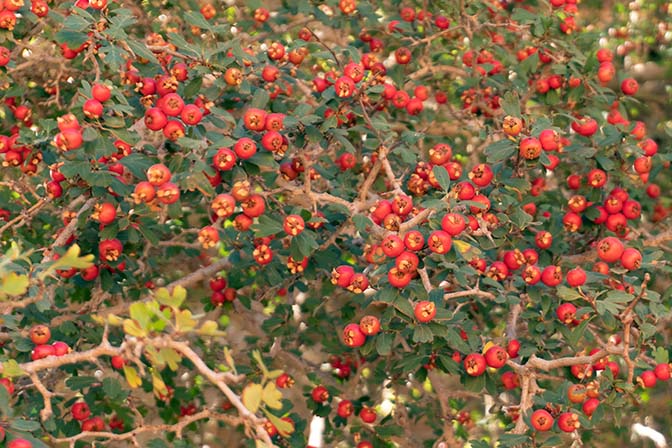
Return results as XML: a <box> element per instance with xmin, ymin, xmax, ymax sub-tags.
<box><xmin>242</xmin><ymin>383</ymin><xmax>263</xmax><ymax>413</ymax></box>
<box><xmin>252</xmin><ymin>350</ymin><xmax>269</xmax><ymax>377</ymax></box>
<box><xmin>155</xmin><ymin>285</ymin><xmax>186</xmax><ymax>309</ymax></box>
<box><xmin>453</xmin><ymin>239</ymin><xmax>481</xmax><ymax>258</ymax></box>
<box><xmin>123</xmin><ymin>365</ymin><xmax>142</xmax><ymax>388</ymax></box>
<box><xmin>152</xmin><ymin>369</ymin><xmax>168</xmax><ymax>398</ymax></box>
<box><xmin>263</xmin><ymin>409</ymin><xmax>294</xmax><ymax>437</ymax></box>
<box><xmin>197</xmin><ymin>320</ymin><xmax>221</xmax><ymax>336</ymax></box>
<box><xmin>123</xmin><ymin>319</ymin><xmax>147</xmax><ymax>338</ymax></box>
<box><xmin>262</xmin><ymin>382</ymin><xmax>283</xmax><ymax>410</ymax></box>
<box><xmin>175</xmin><ymin>309</ymin><xmax>196</xmax><ymax>332</ymax></box>
<box><xmin>4</xmin><ymin>242</ymin><xmax>21</xmax><ymax>260</ymax></box>
<box><xmin>172</xmin><ymin>285</ymin><xmax>187</xmax><ymax>304</ymax></box>
<box><xmin>0</xmin><ymin>272</ymin><xmax>29</xmax><ymax>298</ymax></box>
<box><xmin>159</xmin><ymin>348</ymin><xmax>181</xmax><ymax>371</ymax></box>
<box><xmin>144</xmin><ymin>345</ymin><xmax>161</xmax><ymax>367</ymax></box>
<box><xmin>129</xmin><ymin>302</ymin><xmax>152</xmax><ymax>331</ymax></box>
<box><xmin>266</xmin><ymin>369</ymin><xmax>284</xmax><ymax>380</ymax></box>
<box><xmin>2</xmin><ymin>360</ymin><xmax>25</xmax><ymax>377</ymax></box>
<box><xmin>49</xmin><ymin>244</ymin><xmax>94</xmax><ymax>273</ymax></box>
<box><xmin>106</xmin><ymin>314</ymin><xmax>124</xmax><ymax>326</ymax></box>
<box><xmin>223</xmin><ymin>347</ymin><xmax>236</xmax><ymax>374</ymax></box>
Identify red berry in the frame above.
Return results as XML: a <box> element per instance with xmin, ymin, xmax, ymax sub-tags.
<box><xmin>32</xmin><ymin>344</ymin><xmax>56</xmax><ymax>360</ymax></box>
<box><xmin>342</xmin><ymin>323</ymin><xmax>366</xmax><ymax>348</ymax></box>
<box><xmin>556</xmin><ymin>303</ymin><xmax>577</xmax><ymax>325</ymax></box>
<box><xmin>359</xmin><ymin>315</ymin><xmax>381</xmax><ymax>336</ymax></box>
<box><xmin>7</xmin><ymin>439</ymin><xmax>33</xmax><ymax>448</ymax></box>
<box><xmin>620</xmin><ymin>248</ymin><xmax>642</xmax><ymax>270</ymax></box>
<box><xmin>582</xmin><ymin>398</ymin><xmax>600</xmax><ymax>416</ymax></box>
<box><xmin>567</xmin><ymin>384</ymin><xmax>587</xmax><ymax>403</ymax></box>
<box><xmin>530</xmin><ymin>409</ymin><xmax>554</xmax><ymax>431</ymax></box>
<box><xmin>91</xmin><ymin>83</ymin><xmax>112</xmax><ymax>102</ymax></box>
<box><xmin>72</xmin><ymin>402</ymin><xmax>91</xmax><ymax>421</ymax></box>
<box><xmin>52</xmin><ymin>341</ymin><xmax>71</xmax><ymax>356</ymax></box>
<box><xmin>654</xmin><ymin>363</ymin><xmax>671</xmax><ymax>381</ymax></box>
<box><xmin>359</xmin><ymin>406</ymin><xmax>377</xmax><ymax>424</ymax></box>
<box><xmin>637</xmin><ymin>370</ymin><xmax>657</xmax><ymax>388</ymax></box>
<box><xmin>464</xmin><ymin>353</ymin><xmax>487</xmax><ymax>376</ymax></box>
<box><xmin>30</xmin><ymin>324</ymin><xmax>51</xmax><ymax>345</ymax></box>
<box><xmin>484</xmin><ymin>345</ymin><xmax>508</xmax><ymax>369</ymax></box>
<box><xmin>597</xmin><ymin>237</ymin><xmax>624</xmax><ymax>263</ymax></box>
<box><xmin>337</xmin><ymin>399</ymin><xmax>354</xmax><ymax>418</ymax></box>
<box><xmin>557</xmin><ymin>412</ymin><xmax>581</xmax><ymax>432</ymax></box>
<box><xmin>311</xmin><ymin>385</ymin><xmax>330</xmax><ymax>403</ymax></box>
<box><xmin>111</xmin><ymin>355</ymin><xmax>125</xmax><ymax>369</ymax></box>
<box><xmin>620</xmin><ymin>78</ymin><xmax>639</xmax><ymax>95</ymax></box>
<box><xmin>507</xmin><ymin>339</ymin><xmax>521</xmax><ymax>358</ymax></box>
<box><xmin>414</xmin><ymin>301</ymin><xmax>436</xmax><ymax>323</ymax></box>
<box><xmin>566</xmin><ymin>267</ymin><xmax>587</xmax><ymax>287</ymax></box>
<box><xmin>501</xmin><ymin>371</ymin><xmax>520</xmax><ymax>389</ymax></box>
<box><xmin>541</xmin><ymin>265</ymin><xmax>563</xmax><ymax>287</ymax></box>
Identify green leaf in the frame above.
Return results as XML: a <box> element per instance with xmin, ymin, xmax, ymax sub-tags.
<box><xmin>653</xmin><ymin>347</ymin><xmax>669</xmax><ymax>364</ymax></box>
<box><xmin>375</xmin><ymin>332</ymin><xmax>394</xmax><ymax>356</ymax></box>
<box><xmin>183</xmin><ymin>76</ymin><xmax>203</xmax><ymax>98</ymax></box>
<box><xmin>63</xmin><ymin>14</ymin><xmax>91</xmax><ymax>32</ymax></box>
<box><xmin>250</xmin><ymin>88</ymin><xmax>270</xmax><ymax>110</ymax></box>
<box><xmin>251</xmin><ymin>215</ymin><xmax>283</xmax><ymax>237</ymax></box>
<box><xmin>10</xmin><ymin>419</ymin><xmax>41</xmax><ymax>432</ymax></box>
<box><xmin>65</xmin><ymin>376</ymin><xmax>98</xmax><ymax>391</ymax></box>
<box><xmin>606</xmin><ymin>290</ymin><xmax>634</xmax><ymax>304</ymax></box>
<box><xmin>242</xmin><ymin>383</ymin><xmax>263</xmax><ymax>413</ymax></box>
<box><xmin>119</xmin><ymin>153</ymin><xmax>155</xmax><ymax>179</ymax></box>
<box><xmin>412</xmin><ymin>325</ymin><xmax>433</xmax><ymax>343</ymax></box>
<box><xmin>126</xmin><ymin>40</ymin><xmax>160</xmax><ymax>65</ymax></box>
<box><xmin>498</xmin><ymin>434</ymin><xmax>531</xmax><ymax>447</ymax></box>
<box><xmin>352</xmin><ymin>214</ymin><xmax>372</xmax><ymax>233</ymax></box>
<box><xmin>463</xmin><ymin>373</ymin><xmax>485</xmax><ymax>392</ymax></box>
<box><xmin>183</xmin><ymin>11</ymin><xmax>213</xmax><ymax>30</ymax></box>
<box><xmin>431</xmin><ymin>165</ymin><xmax>451</xmax><ymax>191</ymax></box>
<box><xmin>484</xmin><ymin>139</ymin><xmax>516</xmax><ymax>163</ymax></box>
<box><xmin>508</xmin><ymin>207</ymin><xmax>533</xmax><ymax>230</ymax></box>
<box><xmin>290</xmin><ymin>231</ymin><xmax>318</xmax><ymax>259</ymax></box>
<box><xmin>391</xmin><ymin>295</ymin><xmax>414</xmax><ymax>317</ymax></box>
<box><xmin>102</xmin><ymin>377</ymin><xmax>124</xmax><ymax>401</ymax></box>
<box><xmin>556</xmin><ymin>286</ymin><xmax>583</xmax><ymax>301</ymax></box>
<box><xmin>564</xmin><ymin>317</ymin><xmax>592</xmax><ymax>349</ymax></box>
<box><xmin>501</xmin><ymin>91</ymin><xmax>521</xmax><ymax>117</ymax></box>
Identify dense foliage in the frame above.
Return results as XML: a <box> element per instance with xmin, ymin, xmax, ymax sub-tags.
<box><xmin>0</xmin><ymin>0</ymin><xmax>670</xmax><ymax>447</ymax></box>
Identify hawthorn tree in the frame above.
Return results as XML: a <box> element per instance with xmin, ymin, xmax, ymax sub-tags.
<box><xmin>0</xmin><ymin>0</ymin><xmax>670</xmax><ymax>447</ymax></box>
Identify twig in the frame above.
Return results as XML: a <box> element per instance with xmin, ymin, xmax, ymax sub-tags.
<box><xmin>44</xmin><ymin>197</ymin><xmax>95</xmax><ymax>260</ymax></box>
<box><xmin>443</xmin><ymin>287</ymin><xmax>496</xmax><ymax>301</ymax></box>
<box><xmin>50</xmin><ymin>409</ymin><xmax>241</xmax><ymax>444</ymax></box>
<box><xmin>29</xmin><ymin>372</ymin><xmax>55</xmax><ymax>421</ymax></box>
<box><xmin>0</xmin><ymin>198</ymin><xmax>49</xmax><ymax>234</ymax></box>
